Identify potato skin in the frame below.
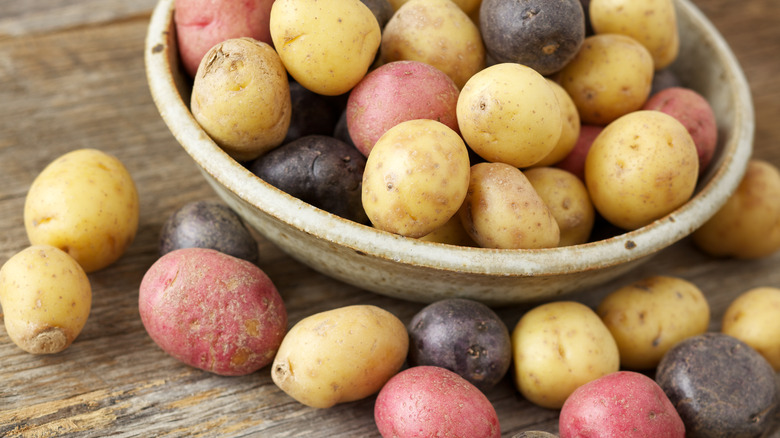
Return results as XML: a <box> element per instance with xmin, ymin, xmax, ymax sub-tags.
<box><xmin>531</xmin><ymin>80</ymin><xmax>581</xmax><ymax>168</ymax></box>
<box><xmin>271</xmin><ymin>305</ymin><xmax>408</xmax><ymax>408</ymax></box>
<box><xmin>270</xmin><ymin>0</ymin><xmax>381</xmax><ymax>96</ymax></box>
<box><xmin>374</xmin><ymin>366</ymin><xmax>501</xmax><ymax>438</ymax></box>
<box><xmin>459</xmin><ymin>162</ymin><xmax>560</xmax><ymax>249</ymax></box>
<box><xmin>596</xmin><ymin>276</ymin><xmax>710</xmax><ymax>370</ymax></box>
<box><xmin>721</xmin><ymin>287</ymin><xmax>780</xmax><ymax>371</ymax></box>
<box><xmin>585</xmin><ymin>110</ymin><xmax>699</xmax><ymax>230</ymax></box>
<box><xmin>24</xmin><ymin>148</ymin><xmax>139</xmax><ymax>273</ymax></box>
<box><xmin>559</xmin><ymin>371</ymin><xmax>685</xmax><ymax>438</ymax></box>
<box><xmin>511</xmin><ymin>301</ymin><xmax>619</xmax><ymax>409</ymax></box>
<box><xmin>479</xmin><ymin>0</ymin><xmax>585</xmax><ymax>76</ymax></box>
<box><xmin>525</xmin><ymin>167</ymin><xmax>594</xmax><ymax>246</ymax></box>
<box><xmin>692</xmin><ymin>159</ymin><xmax>780</xmax><ymax>259</ymax></box>
<box><xmin>407</xmin><ymin>298</ymin><xmax>511</xmax><ymax>391</ymax></box>
<box><xmin>139</xmin><ymin>248</ymin><xmax>287</xmax><ymax>376</ymax></box>
<box><xmin>191</xmin><ymin>38</ymin><xmax>291</xmax><ymax>162</ymax></box>
<box><xmin>0</xmin><ymin>245</ymin><xmax>91</xmax><ymax>354</ymax></box>
<box><xmin>362</xmin><ymin>119</ymin><xmax>470</xmax><ymax>238</ymax></box>
<box><xmin>159</xmin><ymin>200</ymin><xmax>259</xmax><ymax>263</ymax></box>
<box><xmin>250</xmin><ymin>135</ymin><xmax>369</xmax><ymax>223</ymax></box>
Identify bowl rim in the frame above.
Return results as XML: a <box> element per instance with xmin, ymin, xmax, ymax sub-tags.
<box><xmin>145</xmin><ymin>0</ymin><xmax>754</xmax><ymax>278</ymax></box>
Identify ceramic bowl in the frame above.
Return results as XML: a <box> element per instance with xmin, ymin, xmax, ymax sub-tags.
<box><xmin>145</xmin><ymin>0</ymin><xmax>753</xmax><ymax>305</ymax></box>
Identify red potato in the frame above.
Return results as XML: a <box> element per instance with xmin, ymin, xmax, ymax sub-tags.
<box><xmin>346</xmin><ymin>60</ymin><xmax>460</xmax><ymax>157</ymax></box>
<box><xmin>559</xmin><ymin>371</ymin><xmax>685</xmax><ymax>438</ymax></box>
<box><xmin>175</xmin><ymin>0</ymin><xmax>275</xmax><ymax>77</ymax></box>
<box><xmin>555</xmin><ymin>124</ymin><xmax>603</xmax><ymax>181</ymax></box>
<box><xmin>642</xmin><ymin>87</ymin><xmax>718</xmax><ymax>173</ymax></box>
<box><xmin>374</xmin><ymin>366</ymin><xmax>501</xmax><ymax>438</ymax></box>
<box><xmin>139</xmin><ymin>248</ymin><xmax>287</xmax><ymax>376</ymax></box>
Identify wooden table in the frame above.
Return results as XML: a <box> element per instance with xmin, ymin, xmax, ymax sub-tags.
<box><xmin>1</xmin><ymin>1</ymin><xmax>778</xmax><ymax>436</ymax></box>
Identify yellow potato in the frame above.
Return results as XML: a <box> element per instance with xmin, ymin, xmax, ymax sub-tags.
<box><xmin>389</xmin><ymin>0</ymin><xmax>482</xmax><ymax>15</ymax></box>
<box><xmin>531</xmin><ymin>80</ymin><xmax>581</xmax><ymax>168</ymax></box>
<box><xmin>418</xmin><ymin>213</ymin><xmax>478</xmax><ymax>247</ymax></box>
<box><xmin>722</xmin><ymin>287</ymin><xmax>780</xmax><ymax>371</ymax></box>
<box><xmin>0</xmin><ymin>245</ymin><xmax>91</xmax><ymax>354</ymax></box>
<box><xmin>458</xmin><ymin>162</ymin><xmax>560</xmax><ymax>249</ymax></box>
<box><xmin>524</xmin><ymin>167</ymin><xmax>594</xmax><ymax>246</ymax></box>
<box><xmin>585</xmin><ymin>110</ymin><xmax>699</xmax><ymax>230</ymax></box>
<box><xmin>597</xmin><ymin>276</ymin><xmax>710</xmax><ymax>370</ymax></box>
<box><xmin>692</xmin><ymin>159</ymin><xmax>780</xmax><ymax>259</ymax></box>
<box><xmin>24</xmin><ymin>148</ymin><xmax>139</xmax><ymax>273</ymax></box>
<box><xmin>457</xmin><ymin>63</ymin><xmax>562</xmax><ymax>168</ymax></box>
<box><xmin>270</xmin><ymin>0</ymin><xmax>381</xmax><ymax>96</ymax></box>
<box><xmin>191</xmin><ymin>37</ymin><xmax>291</xmax><ymax>162</ymax></box>
<box><xmin>558</xmin><ymin>34</ymin><xmax>654</xmax><ymax>125</ymax></box>
<box><xmin>362</xmin><ymin>119</ymin><xmax>471</xmax><ymax>238</ymax></box>
<box><xmin>512</xmin><ymin>301</ymin><xmax>619</xmax><ymax>409</ymax></box>
<box><xmin>381</xmin><ymin>0</ymin><xmax>485</xmax><ymax>89</ymax></box>
<box><xmin>589</xmin><ymin>0</ymin><xmax>679</xmax><ymax>70</ymax></box>
<box><xmin>271</xmin><ymin>305</ymin><xmax>408</xmax><ymax>408</ymax></box>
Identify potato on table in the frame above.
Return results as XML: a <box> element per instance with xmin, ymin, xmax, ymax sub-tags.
<box><xmin>721</xmin><ymin>286</ymin><xmax>780</xmax><ymax>371</ymax></box>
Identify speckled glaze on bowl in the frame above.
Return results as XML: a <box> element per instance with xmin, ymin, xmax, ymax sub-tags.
<box><xmin>145</xmin><ymin>0</ymin><xmax>753</xmax><ymax>305</ymax></box>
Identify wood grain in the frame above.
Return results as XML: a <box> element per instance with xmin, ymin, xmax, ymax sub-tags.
<box><xmin>0</xmin><ymin>1</ymin><xmax>778</xmax><ymax>436</ymax></box>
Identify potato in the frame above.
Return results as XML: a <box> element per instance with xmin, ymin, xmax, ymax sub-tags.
<box><xmin>418</xmin><ymin>213</ymin><xmax>478</xmax><ymax>247</ymax></box>
<box><xmin>249</xmin><ymin>135</ymin><xmax>369</xmax><ymax>223</ymax></box>
<box><xmin>0</xmin><ymin>245</ymin><xmax>91</xmax><ymax>354</ymax></box>
<box><xmin>585</xmin><ymin>110</ymin><xmax>699</xmax><ymax>230</ymax></box>
<box><xmin>459</xmin><ymin>162</ymin><xmax>560</xmax><ymax>249</ymax></box>
<box><xmin>24</xmin><ymin>148</ymin><xmax>139</xmax><ymax>273</ymax></box>
<box><xmin>271</xmin><ymin>305</ymin><xmax>408</xmax><ymax>408</ymax></box>
<box><xmin>655</xmin><ymin>333</ymin><xmax>778</xmax><ymax>437</ymax></box>
<box><xmin>362</xmin><ymin>119</ymin><xmax>470</xmax><ymax>238</ymax></box>
<box><xmin>692</xmin><ymin>159</ymin><xmax>780</xmax><ymax>259</ymax></box>
<box><xmin>721</xmin><ymin>287</ymin><xmax>780</xmax><ymax>371</ymax></box>
<box><xmin>589</xmin><ymin>0</ymin><xmax>679</xmax><ymax>70</ymax></box>
<box><xmin>524</xmin><ymin>167</ymin><xmax>594</xmax><ymax>246</ymax></box>
<box><xmin>346</xmin><ymin>60</ymin><xmax>460</xmax><ymax>157</ymax></box>
<box><xmin>555</xmin><ymin>123</ymin><xmax>603</xmax><ymax>181</ymax></box>
<box><xmin>174</xmin><ymin>0</ymin><xmax>275</xmax><ymax>77</ymax></box>
<box><xmin>374</xmin><ymin>366</ymin><xmax>501</xmax><ymax>438</ymax></box>
<box><xmin>361</xmin><ymin>0</ymin><xmax>395</xmax><ymax>29</ymax></box>
<box><xmin>283</xmin><ymin>81</ymin><xmax>342</xmax><ymax>145</ymax></box>
<box><xmin>457</xmin><ymin>63</ymin><xmax>562</xmax><ymax>168</ymax></box>
<box><xmin>139</xmin><ymin>248</ymin><xmax>287</xmax><ymax>376</ymax></box>
<box><xmin>559</xmin><ymin>371</ymin><xmax>685</xmax><ymax>438</ymax></box>
<box><xmin>479</xmin><ymin>0</ymin><xmax>585</xmax><ymax>75</ymax></box>
<box><xmin>531</xmin><ymin>80</ymin><xmax>581</xmax><ymax>168</ymax></box>
<box><xmin>191</xmin><ymin>38</ymin><xmax>291</xmax><ymax>162</ymax></box>
<box><xmin>511</xmin><ymin>301</ymin><xmax>619</xmax><ymax>409</ymax></box>
<box><xmin>643</xmin><ymin>87</ymin><xmax>718</xmax><ymax>173</ymax></box>
<box><xmin>270</xmin><ymin>0</ymin><xmax>381</xmax><ymax>96</ymax></box>
<box><xmin>558</xmin><ymin>33</ymin><xmax>654</xmax><ymax>125</ymax></box>
<box><xmin>596</xmin><ymin>276</ymin><xmax>710</xmax><ymax>370</ymax></box>
<box><xmin>388</xmin><ymin>0</ymin><xmax>482</xmax><ymax>15</ymax></box>
<box><xmin>407</xmin><ymin>298</ymin><xmax>512</xmax><ymax>391</ymax></box>
<box><xmin>380</xmin><ymin>0</ymin><xmax>485</xmax><ymax>89</ymax></box>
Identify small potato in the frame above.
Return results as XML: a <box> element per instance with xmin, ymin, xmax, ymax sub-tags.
<box><xmin>24</xmin><ymin>148</ymin><xmax>139</xmax><ymax>273</ymax></box>
<box><xmin>721</xmin><ymin>287</ymin><xmax>780</xmax><ymax>371</ymax></box>
<box><xmin>381</xmin><ymin>0</ymin><xmax>485</xmax><ymax>89</ymax></box>
<box><xmin>525</xmin><ymin>167</ymin><xmax>594</xmax><ymax>246</ymax></box>
<box><xmin>191</xmin><ymin>38</ymin><xmax>291</xmax><ymax>162</ymax></box>
<box><xmin>139</xmin><ymin>248</ymin><xmax>287</xmax><ymax>376</ymax></box>
<box><xmin>585</xmin><ymin>110</ymin><xmax>699</xmax><ymax>230</ymax></box>
<box><xmin>558</xmin><ymin>34</ymin><xmax>654</xmax><ymax>125</ymax></box>
<box><xmin>283</xmin><ymin>81</ymin><xmax>342</xmax><ymax>145</ymax></box>
<box><xmin>559</xmin><ymin>371</ymin><xmax>685</xmax><ymax>438</ymax></box>
<box><xmin>459</xmin><ymin>162</ymin><xmax>560</xmax><ymax>249</ymax></box>
<box><xmin>692</xmin><ymin>159</ymin><xmax>780</xmax><ymax>259</ymax></box>
<box><xmin>270</xmin><ymin>0</ymin><xmax>381</xmax><ymax>96</ymax></box>
<box><xmin>596</xmin><ymin>276</ymin><xmax>710</xmax><ymax>370</ymax></box>
<box><xmin>174</xmin><ymin>0</ymin><xmax>275</xmax><ymax>77</ymax></box>
<box><xmin>418</xmin><ymin>213</ymin><xmax>478</xmax><ymax>247</ymax></box>
<box><xmin>531</xmin><ymin>80</ymin><xmax>581</xmax><ymax>168</ymax></box>
<box><xmin>374</xmin><ymin>366</ymin><xmax>501</xmax><ymax>438</ymax></box>
<box><xmin>159</xmin><ymin>200</ymin><xmax>259</xmax><ymax>263</ymax></box>
<box><xmin>589</xmin><ymin>0</ymin><xmax>679</xmax><ymax>70</ymax></box>
<box><xmin>0</xmin><ymin>245</ymin><xmax>91</xmax><ymax>354</ymax></box>
<box><xmin>554</xmin><ymin>123</ymin><xmax>603</xmax><ymax>181</ymax></box>
<box><xmin>457</xmin><ymin>63</ymin><xmax>562</xmax><ymax>168</ymax></box>
<box><xmin>362</xmin><ymin>119</ymin><xmax>470</xmax><ymax>238</ymax></box>
<box><xmin>271</xmin><ymin>305</ymin><xmax>408</xmax><ymax>408</ymax></box>
<box><xmin>511</xmin><ymin>301</ymin><xmax>620</xmax><ymax>409</ymax></box>
<box><xmin>346</xmin><ymin>60</ymin><xmax>460</xmax><ymax>157</ymax></box>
